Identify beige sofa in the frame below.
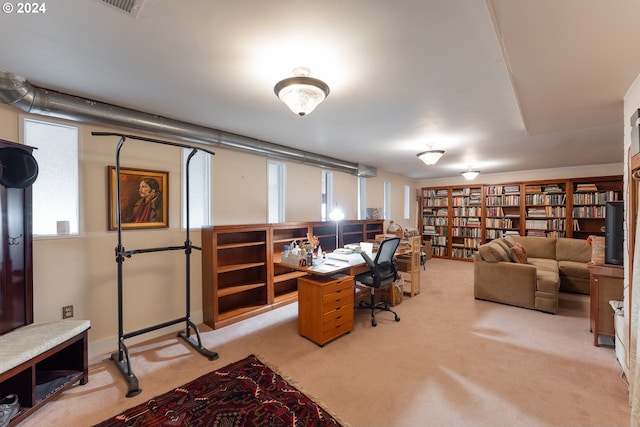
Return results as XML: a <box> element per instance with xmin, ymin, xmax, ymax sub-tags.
<box><xmin>473</xmin><ymin>236</ymin><xmax>592</xmax><ymax>314</ymax></box>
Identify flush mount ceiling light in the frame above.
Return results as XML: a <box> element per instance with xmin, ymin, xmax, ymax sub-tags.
<box><xmin>274</xmin><ymin>67</ymin><xmax>330</xmax><ymax>116</ymax></box>
<box><xmin>462</xmin><ymin>169</ymin><xmax>480</xmax><ymax>180</ymax></box>
<box><xmin>416</xmin><ymin>148</ymin><xmax>445</xmax><ymax>166</ymax></box>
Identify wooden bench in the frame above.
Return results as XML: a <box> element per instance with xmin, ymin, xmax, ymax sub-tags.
<box><xmin>0</xmin><ymin>320</ymin><xmax>90</xmax><ymax>426</ymax></box>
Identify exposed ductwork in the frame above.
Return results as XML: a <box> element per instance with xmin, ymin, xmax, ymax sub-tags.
<box><xmin>0</xmin><ymin>70</ymin><xmax>375</xmax><ymax>177</ymax></box>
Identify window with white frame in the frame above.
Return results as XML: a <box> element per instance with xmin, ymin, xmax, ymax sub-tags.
<box><xmin>358</xmin><ymin>177</ymin><xmax>366</xmax><ymax>219</ymax></box>
<box><xmin>321</xmin><ymin>170</ymin><xmax>334</xmax><ymax>220</ymax></box>
<box><xmin>404</xmin><ymin>184</ymin><xmax>411</xmax><ymax>220</ymax></box>
<box><xmin>383</xmin><ymin>181</ymin><xmax>391</xmax><ymax>220</ymax></box>
<box><xmin>268</xmin><ymin>161</ymin><xmax>285</xmax><ymax>223</ymax></box>
<box><xmin>23</xmin><ymin>117</ymin><xmax>79</xmax><ymax>237</ymax></box>
<box><xmin>182</xmin><ymin>148</ymin><xmax>212</xmax><ymax>229</ymax></box>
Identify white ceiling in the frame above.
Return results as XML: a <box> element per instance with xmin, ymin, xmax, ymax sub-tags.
<box><xmin>0</xmin><ymin>0</ymin><xmax>638</xmax><ymax>179</ymax></box>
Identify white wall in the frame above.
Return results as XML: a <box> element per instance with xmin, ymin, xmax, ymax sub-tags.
<box><xmin>0</xmin><ymin>104</ymin><xmax>418</xmax><ymax>358</ymax></box>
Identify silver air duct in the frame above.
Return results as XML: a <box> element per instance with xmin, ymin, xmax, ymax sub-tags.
<box><xmin>0</xmin><ymin>70</ymin><xmax>376</xmax><ymax>177</ymax></box>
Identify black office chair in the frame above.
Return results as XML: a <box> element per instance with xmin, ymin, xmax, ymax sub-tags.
<box><xmin>355</xmin><ymin>237</ymin><xmax>401</xmax><ymax>327</ymax></box>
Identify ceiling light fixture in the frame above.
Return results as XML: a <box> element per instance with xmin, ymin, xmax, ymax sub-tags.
<box><xmin>274</xmin><ymin>67</ymin><xmax>330</xmax><ymax>116</ymax></box>
<box><xmin>416</xmin><ymin>148</ymin><xmax>445</xmax><ymax>166</ymax></box>
<box><xmin>462</xmin><ymin>169</ymin><xmax>480</xmax><ymax>180</ymax></box>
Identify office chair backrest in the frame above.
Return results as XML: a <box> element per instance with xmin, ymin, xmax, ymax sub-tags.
<box><xmin>367</xmin><ymin>237</ymin><xmax>401</xmax><ymax>287</ymax></box>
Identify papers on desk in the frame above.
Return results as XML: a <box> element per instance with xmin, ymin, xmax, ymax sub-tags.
<box><xmin>325</xmin><ymin>252</ymin><xmax>364</xmax><ymax>264</ymax></box>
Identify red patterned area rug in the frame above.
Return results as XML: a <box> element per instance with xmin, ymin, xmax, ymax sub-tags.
<box><xmin>93</xmin><ymin>354</ymin><xmax>345</xmax><ymax>427</ymax></box>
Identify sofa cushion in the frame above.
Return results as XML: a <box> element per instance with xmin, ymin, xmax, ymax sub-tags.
<box><xmin>556</xmin><ymin>238</ymin><xmax>592</xmax><ymax>263</ymax></box>
<box><xmin>558</xmin><ymin>260</ymin><xmax>590</xmax><ymax>280</ymax></box>
<box><xmin>511</xmin><ymin>236</ymin><xmax>556</xmax><ymax>259</ymax></box>
<box><xmin>510</xmin><ymin>242</ymin><xmax>528</xmax><ymax>264</ymax></box>
<box><xmin>478</xmin><ymin>241</ymin><xmax>512</xmax><ymax>262</ymax></box>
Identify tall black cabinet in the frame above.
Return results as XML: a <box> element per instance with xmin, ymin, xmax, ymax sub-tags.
<box><xmin>0</xmin><ymin>139</ymin><xmax>35</xmax><ymax>335</ymax></box>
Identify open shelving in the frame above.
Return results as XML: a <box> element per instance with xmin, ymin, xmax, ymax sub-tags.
<box><xmin>571</xmin><ymin>176</ymin><xmax>623</xmax><ymax>239</ymax></box>
<box><xmin>485</xmin><ymin>184</ymin><xmax>522</xmax><ymax>241</ymax></box>
<box><xmin>450</xmin><ymin>186</ymin><xmax>482</xmax><ymax>259</ymax></box>
<box><xmin>524</xmin><ymin>180</ymin><xmax>568</xmax><ymax>237</ymax></box>
<box><xmin>422</xmin><ymin>187</ymin><xmax>450</xmax><ymax>257</ymax></box>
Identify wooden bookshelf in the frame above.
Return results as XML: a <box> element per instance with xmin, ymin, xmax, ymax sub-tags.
<box><xmin>421</xmin><ymin>187</ymin><xmax>450</xmax><ymax>257</ymax></box>
<box><xmin>450</xmin><ymin>186</ymin><xmax>482</xmax><ymax>260</ymax></box>
<box><xmin>419</xmin><ymin>175</ymin><xmax>622</xmax><ymax>261</ymax></box>
<box><xmin>202</xmin><ymin>219</ymin><xmax>383</xmax><ymax>329</ymax></box>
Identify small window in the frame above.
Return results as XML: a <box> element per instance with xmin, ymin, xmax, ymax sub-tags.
<box><xmin>404</xmin><ymin>184</ymin><xmax>411</xmax><ymax>219</ymax></box>
<box><xmin>358</xmin><ymin>177</ymin><xmax>366</xmax><ymax>220</ymax></box>
<box><xmin>383</xmin><ymin>181</ymin><xmax>391</xmax><ymax>220</ymax></box>
<box><xmin>182</xmin><ymin>148</ymin><xmax>212</xmax><ymax>229</ymax></box>
<box><xmin>268</xmin><ymin>161</ymin><xmax>285</xmax><ymax>223</ymax></box>
<box><xmin>23</xmin><ymin>117</ymin><xmax>80</xmax><ymax>237</ymax></box>
<box><xmin>321</xmin><ymin>170</ymin><xmax>334</xmax><ymax>221</ymax></box>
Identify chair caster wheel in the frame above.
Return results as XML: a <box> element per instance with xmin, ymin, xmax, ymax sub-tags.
<box><xmin>394</xmin><ymin>315</ymin><xmax>400</xmax><ymax>322</ymax></box>
<box><xmin>372</xmin><ymin>319</ymin><xmax>377</xmax><ymax>327</ymax></box>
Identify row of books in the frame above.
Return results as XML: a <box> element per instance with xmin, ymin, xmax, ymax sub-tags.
<box><xmin>452</xmin><ymin>207</ymin><xmax>482</xmax><ymax>216</ymax></box>
<box><xmin>526</xmin><ymin>206</ymin><xmax>567</xmax><ymax>217</ymax></box>
<box><xmin>525</xmin><ymin>193</ymin><xmax>566</xmax><ymax>205</ymax></box>
<box><xmin>452</xmin><ymin>217</ymin><xmax>481</xmax><ymax>227</ymax></box>
<box><xmin>485</xmin><ymin>185</ymin><xmax>520</xmax><ymax>195</ymax></box>
<box><xmin>573</xmin><ymin>191</ymin><xmax>621</xmax><ymax>205</ymax></box>
<box><xmin>451</xmin><ymin>188</ymin><xmax>482</xmax><ymax>197</ymax></box>
<box><xmin>526</xmin><ymin>230</ymin><xmax>566</xmax><ymax>238</ymax></box>
<box><xmin>423</xmin><ymin>198</ymin><xmax>448</xmax><ymax>207</ymax></box>
<box><xmin>451</xmin><ymin>226</ymin><xmax>482</xmax><ymax>237</ymax></box>
<box><xmin>572</xmin><ymin>206</ymin><xmax>606</xmax><ymax>218</ymax></box>
<box><xmin>525</xmin><ymin>219</ymin><xmax>566</xmax><ymax>230</ymax></box>
<box><xmin>451</xmin><ymin>195</ymin><xmax>482</xmax><ymax>206</ymax></box>
<box><xmin>485</xmin><ymin>195</ymin><xmax>521</xmax><ymax>206</ymax></box>
<box><xmin>526</xmin><ymin>184</ymin><xmax>564</xmax><ymax>194</ymax></box>
<box><xmin>422</xmin><ymin>217</ymin><xmax>448</xmax><ymax>226</ymax></box>
<box><xmin>423</xmin><ymin>189</ymin><xmax>449</xmax><ymax>197</ymax></box>
<box><xmin>451</xmin><ymin>238</ymin><xmax>482</xmax><ymax>249</ymax></box>
<box><xmin>485</xmin><ymin>218</ymin><xmax>514</xmax><ymax>229</ymax></box>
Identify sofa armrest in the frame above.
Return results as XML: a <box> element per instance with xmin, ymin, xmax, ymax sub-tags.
<box><xmin>473</xmin><ymin>258</ymin><xmax>537</xmax><ymax>308</ymax></box>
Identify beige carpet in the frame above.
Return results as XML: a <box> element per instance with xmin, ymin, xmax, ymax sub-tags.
<box><xmin>18</xmin><ymin>258</ymin><xmax>631</xmax><ymax>426</ymax></box>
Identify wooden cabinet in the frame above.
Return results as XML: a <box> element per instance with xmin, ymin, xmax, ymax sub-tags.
<box><xmin>202</xmin><ymin>220</ymin><xmax>382</xmax><ymax>329</ymax></box>
<box><xmin>297</xmin><ymin>274</ymin><xmax>354</xmax><ymax>346</ymax></box>
<box><xmin>589</xmin><ymin>264</ymin><xmax>624</xmax><ymax>347</ymax></box>
<box><xmin>0</xmin><ymin>140</ymin><xmax>34</xmax><ymax>335</ymax></box>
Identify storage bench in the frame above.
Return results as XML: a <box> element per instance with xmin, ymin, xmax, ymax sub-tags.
<box><xmin>0</xmin><ymin>320</ymin><xmax>90</xmax><ymax>426</ymax></box>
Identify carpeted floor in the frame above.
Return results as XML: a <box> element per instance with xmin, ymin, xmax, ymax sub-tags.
<box><xmin>93</xmin><ymin>354</ymin><xmax>344</xmax><ymax>427</ymax></box>
<box><xmin>17</xmin><ymin>258</ymin><xmax>632</xmax><ymax>426</ymax></box>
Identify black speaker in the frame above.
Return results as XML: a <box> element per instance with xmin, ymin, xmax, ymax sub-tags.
<box><xmin>605</xmin><ymin>201</ymin><xmax>624</xmax><ymax>266</ymax></box>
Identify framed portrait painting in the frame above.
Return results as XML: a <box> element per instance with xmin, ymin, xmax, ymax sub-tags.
<box><xmin>108</xmin><ymin>166</ymin><xmax>169</xmax><ymax>230</ymax></box>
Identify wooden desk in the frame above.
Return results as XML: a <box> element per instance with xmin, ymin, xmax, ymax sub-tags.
<box><xmin>588</xmin><ymin>264</ymin><xmax>624</xmax><ymax>347</ymax></box>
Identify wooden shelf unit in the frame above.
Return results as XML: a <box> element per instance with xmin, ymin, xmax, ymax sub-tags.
<box><xmin>571</xmin><ymin>176</ymin><xmax>623</xmax><ymax>239</ymax></box>
<box><xmin>202</xmin><ymin>219</ymin><xmax>383</xmax><ymax>329</ymax></box>
<box><xmin>421</xmin><ymin>187</ymin><xmax>450</xmax><ymax>257</ymax></box>
<box><xmin>484</xmin><ymin>183</ymin><xmax>522</xmax><ymax>242</ymax></box>
<box><xmin>450</xmin><ymin>186</ymin><xmax>483</xmax><ymax>260</ymax></box>
<box><xmin>524</xmin><ymin>179</ymin><xmax>568</xmax><ymax>238</ymax></box>
<box><xmin>420</xmin><ymin>175</ymin><xmax>622</xmax><ymax>261</ymax></box>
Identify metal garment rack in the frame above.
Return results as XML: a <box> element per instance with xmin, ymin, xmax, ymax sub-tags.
<box><xmin>92</xmin><ymin>132</ymin><xmax>218</xmax><ymax>398</ymax></box>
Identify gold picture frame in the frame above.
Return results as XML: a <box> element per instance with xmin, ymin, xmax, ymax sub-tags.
<box><xmin>108</xmin><ymin>166</ymin><xmax>169</xmax><ymax>230</ymax></box>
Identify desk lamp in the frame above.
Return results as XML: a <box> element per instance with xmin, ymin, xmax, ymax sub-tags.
<box><xmin>329</xmin><ymin>208</ymin><xmax>344</xmax><ymax>250</ymax></box>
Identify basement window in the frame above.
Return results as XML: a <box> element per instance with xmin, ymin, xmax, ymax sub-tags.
<box><xmin>22</xmin><ymin>117</ymin><xmax>80</xmax><ymax>237</ymax></box>
<box><xmin>181</xmin><ymin>148</ymin><xmax>211</xmax><ymax>229</ymax></box>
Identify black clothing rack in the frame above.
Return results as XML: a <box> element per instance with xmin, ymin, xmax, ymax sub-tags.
<box><xmin>93</xmin><ymin>132</ymin><xmax>218</xmax><ymax>398</ymax></box>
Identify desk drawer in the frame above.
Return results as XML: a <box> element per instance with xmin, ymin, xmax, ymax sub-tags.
<box><xmin>322</xmin><ymin>277</ymin><xmax>353</xmax><ymax>295</ymax></box>
<box><xmin>321</xmin><ymin>316</ymin><xmax>353</xmax><ymax>342</ymax></box>
<box><xmin>323</xmin><ymin>292</ymin><xmax>353</xmax><ymax>313</ymax></box>
<box><xmin>322</xmin><ymin>302</ymin><xmax>353</xmax><ymax>323</ymax></box>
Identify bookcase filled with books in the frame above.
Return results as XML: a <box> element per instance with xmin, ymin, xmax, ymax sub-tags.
<box><xmin>524</xmin><ymin>180</ymin><xmax>569</xmax><ymax>238</ymax></box>
<box><xmin>485</xmin><ymin>184</ymin><xmax>522</xmax><ymax>241</ymax></box>
<box><xmin>571</xmin><ymin>176</ymin><xmax>623</xmax><ymax>239</ymax></box>
<box><xmin>421</xmin><ymin>187</ymin><xmax>450</xmax><ymax>257</ymax></box>
<box><xmin>450</xmin><ymin>186</ymin><xmax>482</xmax><ymax>259</ymax></box>
<box><xmin>420</xmin><ymin>174</ymin><xmax>622</xmax><ymax>261</ymax></box>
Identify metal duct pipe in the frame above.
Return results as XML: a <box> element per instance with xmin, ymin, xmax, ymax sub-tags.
<box><xmin>0</xmin><ymin>70</ymin><xmax>371</xmax><ymax>176</ymax></box>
